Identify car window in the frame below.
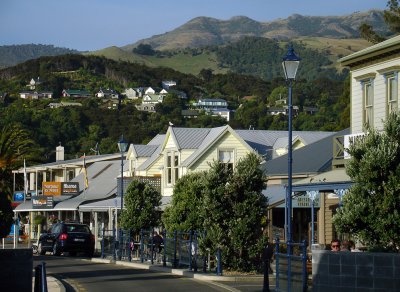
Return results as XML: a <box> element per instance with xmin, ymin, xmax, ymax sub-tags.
<box><xmin>52</xmin><ymin>224</ymin><xmax>61</xmax><ymax>234</ymax></box>
<box><xmin>66</xmin><ymin>224</ymin><xmax>90</xmax><ymax>233</ymax></box>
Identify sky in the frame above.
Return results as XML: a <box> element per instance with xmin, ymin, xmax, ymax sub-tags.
<box><xmin>0</xmin><ymin>0</ymin><xmax>387</xmax><ymax>52</ymax></box>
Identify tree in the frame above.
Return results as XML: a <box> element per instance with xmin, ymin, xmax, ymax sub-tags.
<box><xmin>202</xmin><ymin>152</ymin><xmax>268</xmax><ymax>272</ymax></box>
<box><xmin>162</xmin><ymin>171</ymin><xmax>206</xmax><ymax>231</ymax></box>
<box><xmin>333</xmin><ymin>113</ymin><xmax>400</xmax><ymax>252</ymax></box>
<box><xmin>0</xmin><ymin>124</ymin><xmax>35</xmax><ymax>194</ymax></box>
<box><xmin>120</xmin><ymin>180</ymin><xmax>161</xmax><ymax>235</ymax></box>
<box><xmin>359</xmin><ymin>0</ymin><xmax>400</xmax><ymax>43</ymax></box>
<box><xmin>132</xmin><ymin>44</ymin><xmax>156</xmax><ymax>56</ymax></box>
<box><xmin>0</xmin><ymin>191</ymin><xmax>13</xmax><ymax>239</ymax></box>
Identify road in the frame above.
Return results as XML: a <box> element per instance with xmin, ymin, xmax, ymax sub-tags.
<box><xmin>33</xmin><ymin>255</ymin><xmax>236</xmax><ymax>292</ymax></box>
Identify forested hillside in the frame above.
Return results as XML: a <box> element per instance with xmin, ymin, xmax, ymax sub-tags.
<box><xmin>0</xmin><ymin>44</ymin><xmax>78</xmax><ymax>68</ymax></box>
<box><xmin>0</xmin><ymin>53</ymin><xmax>349</xmax><ymax>165</ymax></box>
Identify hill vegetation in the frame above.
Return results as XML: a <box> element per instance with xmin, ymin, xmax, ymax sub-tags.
<box><xmin>0</xmin><ymin>54</ymin><xmax>349</xmax><ymax>165</ymax></box>
<box><xmin>0</xmin><ymin>44</ymin><xmax>78</xmax><ymax>68</ymax></box>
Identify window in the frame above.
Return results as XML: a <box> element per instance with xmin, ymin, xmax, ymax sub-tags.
<box><xmin>166</xmin><ymin>152</ymin><xmax>179</xmax><ymax>185</ymax></box>
<box><xmin>219</xmin><ymin>150</ymin><xmax>234</xmax><ymax>172</ymax></box>
<box><xmin>387</xmin><ymin>75</ymin><xmax>398</xmax><ymax>116</ymax></box>
<box><xmin>363</xmin><ymin>81</ymin><xmax>374</xmax><ymax>127</ymax></box>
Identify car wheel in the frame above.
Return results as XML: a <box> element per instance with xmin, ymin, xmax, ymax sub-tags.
<box><xmin>53</xmin><ymin>242</ymin><xmax>61</xmax><ymax>256</ymax></box>
<box><xmin>38</xmin><ymin>243</ymin><xmax>46</xmax><ymax>255</ymax></box>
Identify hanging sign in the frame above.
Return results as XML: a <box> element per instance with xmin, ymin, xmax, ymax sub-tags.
<box><xmin>42</xmin><ymin>182</ymin><xmax>62</xmax><ymax>196</ymax></box>
<box><xmin>32</xmin><ymin>196</ymin><xmax>54</xmax><ymax>209</ymax></box>
<box><xmin>62</xmin><ymin>182</ymin><xmax>79</xmax><ymax>196</ymax></box>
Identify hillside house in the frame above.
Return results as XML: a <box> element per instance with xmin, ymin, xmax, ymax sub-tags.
<box><xmin>19</xmin><ymin>91</ymin><xmax>53</xmax><ymax>99</ymax></box>
<box><xmin>62</xmin><ymin>89</ymin><xmax>91</xmax><ymax>98</ymax></box>
<box><xmin>27</xmin><ymin>77</ymin><xmax>41</xmax><ymax>90</ymax></box>
<box><xmin>96</xmin><ymin>88</ymin><xmax>119</xmax><ymax>99</ymax></box>
<box><xmin>122</xmin><ymin>88</ymin><xmax>139</xmax><ymax>100</ymax></box>
<box><xmin>48</xmin><ymin>102</ymin><xmax>82</xmax><ymax>109</ymax></box>
<box><xmin>162</xmin><ymin>80</ymin><xmax>176</xmax><ymax>90</ymax></box>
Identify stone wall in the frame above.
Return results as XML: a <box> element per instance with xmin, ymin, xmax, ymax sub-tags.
<box><xmin>0</xmin><ymin>248</ymin><xmax>33</xmax><ymax>291</ymax></box>
<box><xmin>312</xmin><ymin>250</ymin><xmax>400</xmax><ymax>292</ymax></box>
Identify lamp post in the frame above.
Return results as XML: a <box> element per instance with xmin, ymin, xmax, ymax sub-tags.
<box><xmin>282</xmin><ymin>45</ymin><xmax>300</xmax><ymax>292</ymax></box>
<box><xmin>117</xmin><ymin>135</ymin><xmax>128</xmax><ymax>260</ymax></box>
<box><xmin>306</xmin><ymin>190</ymin><xmax>319</xmax><ymax>245</ymax></box>
<box><xmin>282</xmin><ymin>45</ymin><xmax>300</xmax><ymax>247</ymax></box>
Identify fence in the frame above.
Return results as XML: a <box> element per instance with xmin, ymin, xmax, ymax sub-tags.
<box><xmin>275</xmin><ymin>238</ymin><xmax>308</xmax><ymax>292</ymax></box>
<box><xmin>101</xmin><ymin>228</ymin><xmax>221</xmax><ymax>274</ymax></box>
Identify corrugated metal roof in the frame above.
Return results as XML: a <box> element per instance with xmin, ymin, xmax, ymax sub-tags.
<box><xmin>180</xmin><ymin>126</ymin><xmax>228</xmax><ymax>167</ymax></box>
<box><xmin>263</xmin><ymin>129</ymin><xmax>349</xmax><ymax>176</ymax></box>
<box><xmin>236</xmin><ymin>130</ymin><xmax>335</xmax><ymax>157</ymax></box>
<box><xmin>13</xmin><ymin>153</ymin><xmax>123</xmax><ymax>173</ymax></box>
<box><xmin>171</xmin><ymin>127</ymin><xmax>212</xmax><ymax>149</ymax></box>
<box><xmin>53</xmin><ymin>160</ymin><xmax>127</xmax><ymax>210</ymax></box>
<box><xmin>147</xmin><ymin>134</ymin><xmax>166</xmax><ymax>145</ymax></box>
<box><xmin>132</xmin><ymin>145</ymin><xmax>159</xmax><ymax>157</ymax></box>
<box><xmin>136</xmin><ymin>144</ymin><xmax>163</xmax><ymax>171</ymax></box>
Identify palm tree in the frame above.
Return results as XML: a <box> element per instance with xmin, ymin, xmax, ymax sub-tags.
<box><xmin>0</xmin><ymin>124</ymin><xmax>35</xmax><ymax>195</ymax></box>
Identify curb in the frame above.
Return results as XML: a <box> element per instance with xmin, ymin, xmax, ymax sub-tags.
<box><xmin>90</xmin><ymin>258</ymin><xmax>269</xmax><ymax>282</ymax></box>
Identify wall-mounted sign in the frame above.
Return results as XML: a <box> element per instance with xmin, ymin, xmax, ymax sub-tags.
<box><xmin>32</xmin><ymin>196</ymin><xmax>54</xmax><ymax>209</ymax></box>
<box><xmin>42</xmin><ymin>182</ymin><xmax>62</xmax><ymax>196</ymax></box>
<box><xmin>62</xmin><ymin>182</ymin><xmax>79</xmax><ymax>196</ymax></box>
<box><xmin>277</xmin><ymin>193</ymin><xmax>321</xmax><ymax>208</ymax></box>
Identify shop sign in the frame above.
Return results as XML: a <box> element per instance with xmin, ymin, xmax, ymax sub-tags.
<box><xmin>62</xmin><ymin>182</ymin><xmax>79</xmax><ymax>196</ymax></box>
<box><xmin>42</xmin><ymin>182</ymin><xmax>62</xmax><ymax>196</ymax></box>
<box><xmin>32</xmin><ymin>196</ymin><xmax>54</xmax><ymax>209</ymax></box>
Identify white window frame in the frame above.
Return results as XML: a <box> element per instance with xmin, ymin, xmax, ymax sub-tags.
<box><xmin>387</xmin><ymin>74</ymin><xmax>398</xmax><ymax>116</ymax></box>
<box><xmin>218</xmin><ymin>149</ymin><xmax>235</xmax><ymax>171</ymax></box>
<box><xmin>362</xmin><ymin>80</ymin><xmax>374</xmax><ymax>128</ymax></box>
<box><xmin>166</xmin><ymin>151</ymin><xmax>179</xmax><ymax>186</ymax></box>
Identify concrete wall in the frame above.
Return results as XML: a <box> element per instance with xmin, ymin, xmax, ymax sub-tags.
<box><xmin>312</xmin><ymin>250</ymin><xmax>400</xmax><ymax>292</ymax></box>
<box><xmin>0</xmin><ymin>248</ymin><xmax>33</xmax><ymax>291</ymax></box>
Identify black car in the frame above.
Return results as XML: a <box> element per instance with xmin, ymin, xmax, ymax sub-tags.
<box><xmin>38</xmin><ymin>222</ymin><xmax>95</xmax><ymax>257</ymax></box>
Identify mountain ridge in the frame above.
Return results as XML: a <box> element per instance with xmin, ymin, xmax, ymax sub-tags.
<box><xmin>122</xmin><ymin>9</ymin><xmax>389</xmax><ymax>51</ymax></box>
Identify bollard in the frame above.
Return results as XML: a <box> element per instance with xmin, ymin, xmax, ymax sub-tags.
<box><xmin>189</xmin><ymin>231</ymin><xmax>193</xmax><ymax>271</ymax></box>
<box><xmin>128</xmin><ymin>229</ymin><xmax>132</xmax><ymax>262</ymax></box>
<box><xmin>202</xmin><ymin>230</ymin><xmax>207</xmax><ymax>272</ymax></box>
<box><xmin>140</xmin><ymin>229</ymin><xmax>144</xmax><ymax>263</ymax></box>
<box><xmin>216</xmin><ymin>248</ymin><xmax>222</xmax><ymax>276</ymax></box>
<box><xmin>101</xmin><ymin>227</ymin><xmax>105</xmax><ymax>259</ymax></box>
<box><xmin>275</xmin><ymin>238</ymin><xmax>280</xmax><ymax>291</ymax></box>
<box><xmin>173</xmin><ymin>230</ymin><xmax>177</xmax><ymax>268</ymax></box>
<box><xmin>41</xmin><ymin>262</ymin><xmax>48</xmax><ymax>292</ymax></box>
<box><xmin>118</xmin><ymin>228</ymin><xmax>122</xmax><ymax>260</ymax></box>
<box><xmin>263</xmin><ymin>244</ymin><xmax>272</xmax><ymax>292</ymax></box>
<box><xmin>151</xmin><ymin>228</ymin><xmax>154</xmax><ymax>264</ymax></box>
<box><xmin>193</xmin><ymin>231</ymin><xmax>198</xmax><ymax>272</ymax></box>
<box><xmin>34</xmin><ymin>265</ymin><xmax>41</xmax><ymax>292</ymax></box>
<box><xmin>302</xmin><ymin>240</ymin><xmax>308</xmax><ymax>292</ymax></box>
<box><xmin>112</xmin><ymin>222</ymin><xmax>116</xmax><ymax>261</ymax></box>
<box><xmin>162</xmin><ymin>230</ymin><xmax>167</xmax><ymax>267</ymax></box>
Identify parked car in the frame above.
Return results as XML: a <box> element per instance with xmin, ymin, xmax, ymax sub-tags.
<box><xmin>38</xmin><ymin>222</ymin><xmax>95</xmax><ymax>257</ymax></box>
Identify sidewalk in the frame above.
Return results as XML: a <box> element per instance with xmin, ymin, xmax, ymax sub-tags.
<box><xmin>32</xmin><ymin>276</ymin><xmax>65</xmax><ymax>292</ymax></box>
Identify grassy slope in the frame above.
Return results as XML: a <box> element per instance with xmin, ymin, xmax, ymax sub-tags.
<box><xmin>86</xmin><ymin>38</ymin><xmax>371</xmax><ymax>76</ymax></box>
<box><xmin>86</xmin><ymin>47</ymin><xmax>227</xmax><ymax>75</ymax></box>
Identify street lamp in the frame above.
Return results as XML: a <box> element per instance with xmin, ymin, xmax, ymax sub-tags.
<box><xmin>282</xmin><ymin>44</ymin><xmax>300</xmax><ymax>292</ymax></box>
<box><xmin>306</xmin><ymin>190</ymin><xmax>319</xmax><ymax>245</ymax></box>
<box><xmin>117</xmin><ymin>135</ymin><xmax>128</xmax><ymax>260</ymax></box>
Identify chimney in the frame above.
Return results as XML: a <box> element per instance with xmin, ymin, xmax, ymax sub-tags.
<box><xmin>56</xmin><ymin>143</ymin><xmax>64</xmax><ymax>161</ymax></box>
